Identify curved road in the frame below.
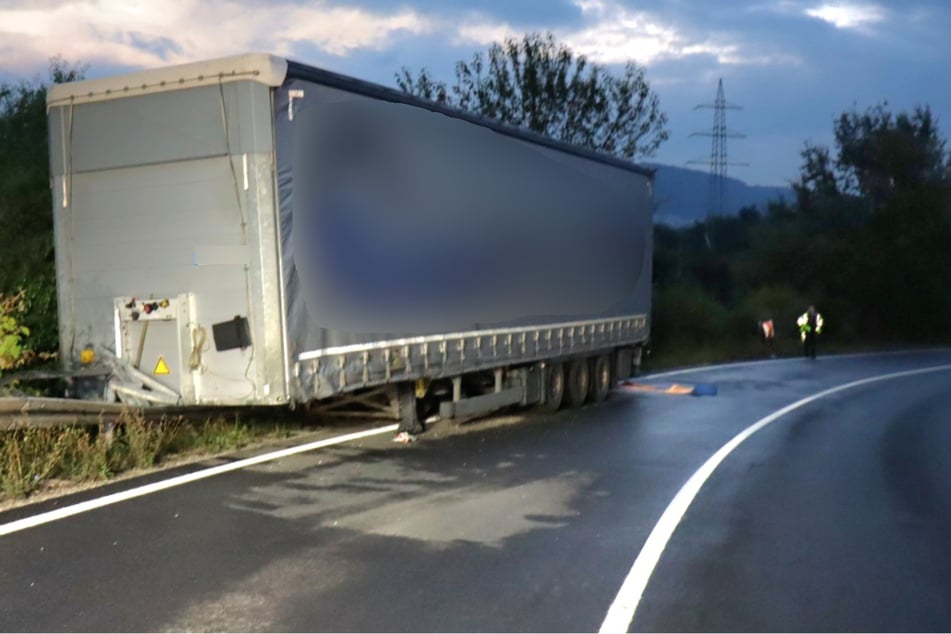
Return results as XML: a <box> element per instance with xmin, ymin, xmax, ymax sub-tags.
<box><xmin>1</xmin><ymin>350</ymin><xmax>950</xmax><ymax>632</ymax></box>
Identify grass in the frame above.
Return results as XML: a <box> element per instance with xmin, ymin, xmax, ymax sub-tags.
<box><xmin>0</xmin><ymin>409</ymin><xmax>299</xmax><ymax>501</ymax></box>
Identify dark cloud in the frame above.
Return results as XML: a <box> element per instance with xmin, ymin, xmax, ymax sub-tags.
<box><xmin>2</xmin><ymin>0</ymin><xmax>949</xmax><ymax>185</ymax></box>
<box><xmin>125</xmin><ymin>32</ymin><xmax>184</xmax><ymax>60</ymax></box>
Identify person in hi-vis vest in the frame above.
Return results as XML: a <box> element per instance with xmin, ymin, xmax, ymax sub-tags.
<box><xmin>797</xmin><ymin>305</ymin><xmax>824</xmax><ymax>359</ymax></box>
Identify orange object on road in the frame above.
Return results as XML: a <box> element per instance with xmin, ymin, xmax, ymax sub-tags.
<box><xmin>621</xmin><ymin>382</ymin><xmax>696</xmax><ymax>396</ymax></box>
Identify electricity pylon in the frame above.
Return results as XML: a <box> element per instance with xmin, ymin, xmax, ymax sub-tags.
<box><xmin>687</xmin><ymin>78</ymin><xmax>748</xmax><ymax>218</ymax></box>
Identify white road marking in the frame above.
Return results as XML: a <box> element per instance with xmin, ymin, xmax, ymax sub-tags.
<box><xmin>642</xmin><ymin>347</ymin><xmax>951</xmax><ymax>381</ymax></box>
<box><xmin>599</xmin><ymin>362</ymin><xmax>951</xmax><ymax>633</ymax></box>
<box><xmin>0</xmin><ymin>424</ymin><xmax>399</xmax><ymax>537</ymax></box>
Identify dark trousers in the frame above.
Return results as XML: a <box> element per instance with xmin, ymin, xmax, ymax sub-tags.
<box><xmin>803</xmin><ymin>332</ymin><xmax>817</xmax><ymax>359</ymax></box>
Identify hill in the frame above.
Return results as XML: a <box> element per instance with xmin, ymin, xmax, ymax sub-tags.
<box><xmin>647</xmin><ymin>163</ymin><xmax>792</xmax><ymax>226</ymax></box>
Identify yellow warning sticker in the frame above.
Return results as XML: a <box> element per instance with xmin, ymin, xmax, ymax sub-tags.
<box><xmin>154</xmin><ymin>356</ymin><xmax>171</xmax><ymax>375</ymax></box>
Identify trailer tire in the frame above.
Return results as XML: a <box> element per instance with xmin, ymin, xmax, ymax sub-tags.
<box><xmin>541</xmin><ymin>362</ymin><xmax>565</xmax><ymax>412</ymax></box>
<box><xmin>588</xmin><ymin>354</ymin><xmax>612</xmax><ymax>403</ymax></box>
<box><xmin>566</xmin><ymin>358</ymin><xmax>590</xmax><ymax>408</ymax></box>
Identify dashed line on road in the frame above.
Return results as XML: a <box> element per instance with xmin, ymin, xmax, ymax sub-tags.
<box><xmin>599</xmin><ymin>362</ymin><xmax>951</xmax><ymax>634</ymax></box>
<box><xmin>0</xmin><ymin>424</ymin><xmax>399</xmax><ymax>538</ymax></box>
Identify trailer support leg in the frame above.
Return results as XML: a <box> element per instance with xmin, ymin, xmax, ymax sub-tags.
<box><xmin>397</xmin><ymin>383</ymin><xmax>423</xmax><ymax>434</ymax></box>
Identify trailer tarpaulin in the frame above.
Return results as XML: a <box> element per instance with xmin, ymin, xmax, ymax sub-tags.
<box><xmin>274</xmin><ymin>77</ymin><xmax>652</xmax><ymax>360</ymax></box>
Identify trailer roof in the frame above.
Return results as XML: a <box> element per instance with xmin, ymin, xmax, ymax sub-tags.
<box><xmin>285</xmin><ymin>61</ymin><xmax>654</xmax><ymax>178</ymax></box>
<box><xmin>46</xmin><ymin>52</ymin><xmax>653</xmax><ymax>178</ymax></box>
<box><xmin>46</xmin><ymin>53</ymin><xmax>287</xmax><ymax>108</ymax></box>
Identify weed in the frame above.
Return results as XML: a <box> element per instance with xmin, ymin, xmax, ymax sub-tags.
<box><xmin>195</xmin><ymin>416</ymin><xmax>251</xmax><ymax>454</ymax></box>
<box><xmin>57</xmin><ymin>427</ymin><xmax>111</xmax><ymax>481</ymax></box>
<box><xmin>0</xmin><ymin>428</ymin><xmax>69</xmax><ymax>497</ymax></box>
<box><xmin>0</xmin><ymin>411</ymin><xmax>300</xmax><ymax>502</ymax></box>
<box><xmin>118</xmin><ymin>409</ymin><xmax>167</xmax><ymax>470</ymax></box>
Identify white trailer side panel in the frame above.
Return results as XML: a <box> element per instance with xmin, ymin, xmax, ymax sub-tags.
<box><xmin>49</xmin><ymin>73</ymin><xmax>289</xmax><ymax>405</ymax></box>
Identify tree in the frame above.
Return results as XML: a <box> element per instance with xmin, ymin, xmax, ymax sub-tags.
<box><xmin>0</xmin><ymin>57</ymin><xmax>85</xmax><ymax>353</ymax></box>
<box><xmin>792</xmin><ymin>142</ymin><xmax>839</xmax><ymax>213</ymax></box>
<box><xmin>778</xmin><ymin>103</ymin><xmax>951</xmax><ymax>341</ymax></box>
<box><xmin>834</xmin><ymin>103</ymin><xmax>947</xmax><ymax>208</ymax></box>
<box><xmin>396</xmin><ymin>32</ymin><xmax>669</xmax><ymax>160</ymax></box>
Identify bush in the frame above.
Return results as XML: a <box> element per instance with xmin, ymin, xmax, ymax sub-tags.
<box><xmin>651</xmin><ymin>285</ymin><xmax>730</xmax><ymax>347</ymax></box>
<box><xmin>0</xmin><ymin>290</ymin><xmax>32</xmax><ymax>374</ymax></box>
<box><xmin>16</xmin><ymin>273</ymin><xmax>59</xmax><ymax>355</ymax></box>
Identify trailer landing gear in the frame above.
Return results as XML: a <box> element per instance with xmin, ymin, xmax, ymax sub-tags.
<box><xmin>396</xmin><ymin>383</ymin><xmax>424</xmax><ymax>437</ymax></box>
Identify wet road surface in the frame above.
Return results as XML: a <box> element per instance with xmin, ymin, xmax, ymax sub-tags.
<box><xmin>1</xmin><ymin>350</ymin><xmax>950</xmax><ymax>632</ymax></box>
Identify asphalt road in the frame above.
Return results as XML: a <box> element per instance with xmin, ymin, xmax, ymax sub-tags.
<box><xmin>1</xmin><ymin>349</ymin><xmax>950</xmax><ymax>632</ymax></box>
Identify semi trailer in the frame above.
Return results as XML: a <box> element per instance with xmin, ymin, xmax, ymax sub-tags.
<box><xmin>46</xmin><ymin>53</ymin><xmax>653</xmax><ymax>433</ymax></box>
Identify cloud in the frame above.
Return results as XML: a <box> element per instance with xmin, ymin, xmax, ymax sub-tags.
<box><xmin>454</xmin><ymin>19</ymin><xmax>521</xmax><ymax>48</ymax></box>
<box><xmin>0</xmin><ymin>0</ymin><xmax>433</xmax><ymax>75</ymax></box>
<box><xmin>453</xmin><ymin>0</ymin><xmax>802</xmax><ymax>69</ymax></box>
<box><xmin>747</xmin><ymin>0</ymin><xmax>806</xmax><ymax>16</ymax></box>
<box><xmin>566</xmin><ymin>1</ymin><xmax>687</xmax><ymax>65</ymax></box>
<box><xmin>804</xmin><ymin>2</ymin><xmax>886</xmax><ymax>31</ymax></box>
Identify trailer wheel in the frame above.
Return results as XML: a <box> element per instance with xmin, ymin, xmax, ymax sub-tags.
<box><xmin>541</xmin><ymin>362</ymin><xmax>565</xmax><ymax>412</ymax></box>
<box><xmin>565</xmin><ymin>358</ymin><xmax>590</xmax><ymax>408</ymax></box>
<box><xmin>588</xmin><ymin>354</ymin><xmax>612</xmax><ymax>403</ymax></box>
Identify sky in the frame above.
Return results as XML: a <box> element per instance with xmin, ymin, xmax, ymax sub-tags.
<box><xmin>1</xmin><ymin>0</ymin><xmax>949</xmax><ymax>186</ymax></box>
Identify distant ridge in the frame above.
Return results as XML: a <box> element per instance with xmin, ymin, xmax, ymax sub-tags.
<box><xmin>646</xmin><ymin>163</ymin><xmax>792</xmax><ymax>226</ymax></box>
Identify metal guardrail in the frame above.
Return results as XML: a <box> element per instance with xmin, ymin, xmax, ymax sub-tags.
<box><xmin>0</xmin><ymin>397</ymin><xmax>249</xmax><ymax>431</ymax></box>
<box><xmin>0</xmin><ymin>397</ymin><xmax>130</xmax><ymax>430</ymax></box>
<box><xmin>295</xmin><ymin>315</ymin><xmax>649</xmax><ymax>400</ymax></box>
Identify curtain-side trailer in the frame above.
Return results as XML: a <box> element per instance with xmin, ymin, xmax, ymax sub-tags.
<box><xmin>46</xmin><ymin>53</ymin><xmax>653</xmax><ymax>433</ymax></box>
